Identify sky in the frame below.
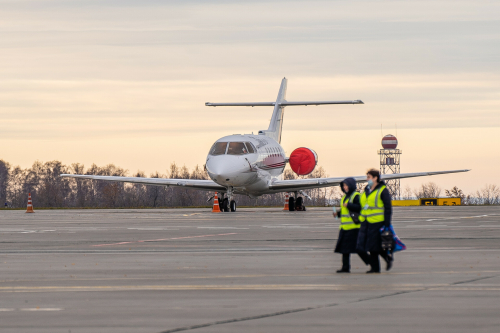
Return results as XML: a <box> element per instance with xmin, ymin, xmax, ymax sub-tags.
<box><xmin>0</xmin><ymin>0</ymin><xmax>499</xmax><ymax>194</ymax></box>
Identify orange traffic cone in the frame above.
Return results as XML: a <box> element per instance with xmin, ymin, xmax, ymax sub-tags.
<box><xmin>26</xmin><ymin>193</ymin><xmax>35</xmax><ymax>213</ymax></box>
<box><xmin>212</xmin><ymin>192</ymin><xmax>221</xmax><ymax>213</ymax></box>
<box><xmin>283</xmin><ymin>192</ymin><xmax>289</xmax><ymax>211</ymax></box>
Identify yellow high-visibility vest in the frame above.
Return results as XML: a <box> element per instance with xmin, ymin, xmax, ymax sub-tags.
<box><xmin>360</xmin><ymin>185</ymin><xmax>386</xmax><ymax>223</ymax></box>
<box><xmin>340</xmin><ymin>192</ymin><xmax>361</xmax><ymax>230</ymax></box>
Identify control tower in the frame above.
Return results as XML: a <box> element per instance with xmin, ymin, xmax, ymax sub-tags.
<box><xmin>378</xmin><ymin>134</ymin><xmax>401</xmax><ymax>199</ymax></box>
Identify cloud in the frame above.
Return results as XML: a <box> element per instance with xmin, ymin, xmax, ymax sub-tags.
<box><xmin>0</xmin><ymin>0</ymin><xmax>498</xmax><ymax>192</ymax></box>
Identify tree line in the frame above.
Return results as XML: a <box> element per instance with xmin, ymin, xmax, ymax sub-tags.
<box><xmin>401</xmin><ymin>182</ymin><xmax>500</xmax><ymax>205</ymax></box>
<box><xmin>0</xmin><ymin>160</ymin><xmax>339</xmax><ymax>208</ymax></box>
<box><xmin>0</xmin><ymin>159</ymin><xmax>497</xmax><ymax>208</ymax></box>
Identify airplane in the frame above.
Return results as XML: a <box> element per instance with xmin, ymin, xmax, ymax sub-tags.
<box><xmin>61</xmin><ymin>78</ymin><xmax>469</xmax><ymax>212</ymax></box>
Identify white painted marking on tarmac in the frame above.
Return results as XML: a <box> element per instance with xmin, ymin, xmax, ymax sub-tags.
<box><xmin>127</xmin><ymin>228</ymin><xmax>179</xmax><ymax>231</ymax></box>
<box><xmin>0</xmin><ymin>308</ymin><xmax>15</xmax><ymax>311</ymax></box>
<box><xmin>0</xmin><ymin>229</ymin><xmax>56</xmax><ymax>234</ymax></box>
<box><xmin>461</xmin><ymin>215</ymin><xmax>489</xmax><ymax>219</ymax></box>
<box><xmin>405</xmin><ymin>249</ymin><xmax>500</xmax><ymax>252</ymax></box>
<box><xmin>92</xmin><ymin>233</ymin><xmax>238</xmax><ymax>247</ymax></box>
<box><xmin>399</xmin><ymin>225</ymin><xmax>444</xmax><ymax>228</ymax></box>
<box><xmin>262</xmin><ymin>226</ymin><xmax>336</xmax><ymax>229</ymax></box>
<box><xmin>20</xmin><ymin>308</ymin><xmax>63</xmax><ymax>311</ymax></box>
<box><xmin>197</xmin><ymin>227</ymin><xmax>249</xmax><ymax>230</ymax></box>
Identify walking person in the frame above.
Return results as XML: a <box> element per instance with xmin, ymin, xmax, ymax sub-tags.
<box><xmin>334</xmin><ymin>177</ymin><xmax>370</xmax><ymax>273</ymax></box>
<box><xmin>357</xmin><ymin>169</ymin><xmax>394</xmax><ymax>273</ymax></box>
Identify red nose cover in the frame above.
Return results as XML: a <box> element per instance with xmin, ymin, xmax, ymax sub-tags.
<box><xmin>289</xmin><ymin>147</ymin><xmax>318</xmax><ymax>175</ymax></box>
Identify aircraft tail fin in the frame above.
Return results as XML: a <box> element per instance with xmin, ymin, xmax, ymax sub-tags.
<box><xmin>259</xmin><ymin>77</ymin><xmax>288</xmax><ymax>143</ymax></box>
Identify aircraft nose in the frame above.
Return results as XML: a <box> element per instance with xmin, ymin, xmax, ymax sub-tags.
<box><xmin>210</xmin><ymin>164</ymin><xmax>232</xmax><ymax>181</ymax></box>
<box><xmin>206</xmin><ymin>156</ymin><xmax>250</xmax><ymax>186</ymax></box>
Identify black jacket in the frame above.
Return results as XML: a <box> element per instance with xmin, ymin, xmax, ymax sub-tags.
<box><xmin>334</xmin><ymin>177</ymin><xmax>362</xmax><ymax>254</ymax></box>
<box><xmin>336</xmin><ymin>177</ymin><xmax>361</xmax><ymax>218</ymax></box>
<box><xmin>363</xmin><ymin>180</ymin><xmax>392</xmax><ymax>227</ymax></box>
<box><xmin>356</xmin><ymin>181</ymin><xmax>393</xmax><ymax>253</ymax></box>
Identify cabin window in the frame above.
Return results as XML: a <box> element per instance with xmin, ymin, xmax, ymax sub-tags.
<box><xmin>244</xmin><ymin>142</ymin><xmax>256</xmax><ymax>154</ymax></box>
<box><xmin>210</xmin><ymin>142</ymin><xmax>228</xmax><ymax>155</ymax></box>
<box><xmin>227</xmin><ymin>142</ymin><xmax>248</xmax><ymax>155</ymax></box>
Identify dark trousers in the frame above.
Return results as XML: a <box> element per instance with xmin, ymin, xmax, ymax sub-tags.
<box><xmin>369</xmin><ymin>251</ymin><xmax>389</xmax><ymax>272</ymax></box>
<box><xmin>342</xmin><ymin>252</ymin><xmax>370</xmax><ymax>271</ymax></box>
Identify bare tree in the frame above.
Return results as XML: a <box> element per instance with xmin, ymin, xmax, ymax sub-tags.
<box><xmin>0</xmin><ymin>160</ymin><xmax>10</xmax><ymax>207</ymax></box>
<box><xmin>2</xmin><ymin>158</ymin><xmax>497</xmax><ymax>208</ymax></box>
<box><xmin>414</xmin><ymin>182</ymin><xmax>441</xmax><ymax>198</ymax></box>
<box><xmin>445</xmin><ymin>186</ymin><xmax>464</xmax><ymax>198</ymax></box>
<box><xmin>476</xmin><ymin>184</ymin><xmax>500</xmax><ymax>205</ymax></box>
<box><xmin>402</xmin><ymin>185</ymin><xmax>414</xmax><ymax>200</ymax></box>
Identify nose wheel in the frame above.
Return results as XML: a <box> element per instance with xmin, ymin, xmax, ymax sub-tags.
<box><xmin>220</xmin><ymin>187</ymin><xmax>236</xmax><ymax>213</ymax></box>
<box><xmin>220</xmin><ymin>198</ymin><xmax>230</xmax><ymax>212</ymax></box>
<box><xmin>218</xmin><ymin>198</ymin><xmax>235</xmax><ymax>212</ymax></box>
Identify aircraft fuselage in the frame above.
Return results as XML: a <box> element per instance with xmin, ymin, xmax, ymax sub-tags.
<box><xmin>205</xmin><ymin>134</ymin><xmax>285</xmax><ymax>198</ymax></box>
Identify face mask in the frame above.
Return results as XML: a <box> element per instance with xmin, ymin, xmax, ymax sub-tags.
<box><xmin>367</xmin><ymin>179</ymin><xmax>374</xmax><ymax>187</ymax></box>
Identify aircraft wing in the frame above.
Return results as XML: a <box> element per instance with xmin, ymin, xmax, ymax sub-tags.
<box><xmin>267</xmin><ymin>169</ymin><xmax>470</xmax><ymax>193</ymax></box>
<box><xmin>60</xmin><ymin>174</ymin><xmax>226</xmax><ymax>192</ymax></box>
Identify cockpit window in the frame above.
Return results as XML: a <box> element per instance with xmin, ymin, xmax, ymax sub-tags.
<box><xmin>244</xmin><ymin>142</ymin><xmax>256</xmax><ymax>154</ymax></box>
<box><xmin>227</xmin><ymin>142</ymin><xmax>247</xmax><ymax>155</ymax></box>
<box><xmin>210</xmin><ymin>142</ymin><xmax>228</xmax><ymax>155</ymax></box>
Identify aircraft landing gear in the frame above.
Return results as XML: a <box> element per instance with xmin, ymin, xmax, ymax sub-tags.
<box><xmin>295</xmin><ymin>196</ymin><xmax>306</xmax><ymax>211</ymax></box>
<box><xmin>288</xmin><ymin>192</ymin><xmax>306</xmax><ymax>211</ymax></box>
<box><xmin>217</xmin><ymin>187</ymin><xmax>236</xmax><ymax>213</ymax></box>
<box><xmin>288</xmin><ymin>197</ymin><xmax>295</xmax><ymax>211</ymax></box>
<box><xmin>221</xmin><ymin>198</ymin><xmax>229</xmax><ymax>212</ymax></box>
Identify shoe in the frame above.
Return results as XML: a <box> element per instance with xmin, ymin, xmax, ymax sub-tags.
<box><xmin>386</xmin><ymin>259</ymin><xmax>393</xmax><ymax>271</ymax></box>
<box><xmin>366</xmin><ymin>269</ymin><xmax>380</xmax><ymax>274</ymax></box>
<box><xmin>336</xmin><ymin>269</ymin><xmax>350</xmax><ymax>273</ymax></box>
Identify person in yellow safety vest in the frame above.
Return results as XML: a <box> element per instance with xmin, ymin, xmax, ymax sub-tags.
<box><xmin>356</xmin><ymin>169</ymin><xmax>394</xmax><ymax>273</ymax></box>
<box><xmin>334</xmin><ymin>177</ymin><xmax>370</xmax><ymax>273</ymax></box>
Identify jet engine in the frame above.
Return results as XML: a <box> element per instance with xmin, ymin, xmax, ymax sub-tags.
<box><xmin>289</xmin><ymin>147</ymin><xmax>318</xmax><ymax>175</ymax></box>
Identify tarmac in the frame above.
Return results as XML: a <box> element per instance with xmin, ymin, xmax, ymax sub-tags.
<box><xmin>0</xmin><ymin>206</ymin><xmax>499</xmax><ymax>333</ymax></box>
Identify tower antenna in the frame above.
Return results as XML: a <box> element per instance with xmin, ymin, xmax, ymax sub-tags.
<box><xmin>379</xmin><ymin>134</ymin><xmax>401</xmax><ymax>200</ymax></box>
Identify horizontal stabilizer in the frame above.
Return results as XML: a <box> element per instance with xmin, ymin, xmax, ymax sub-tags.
<box><xmin>205</xmin><ymin>100</ymin><xmax>363</xmax><ymax>107</ymax></box>
<box><xmin>280</xmin><ymin>100</ymin><xmax>363</xmax><ymax>106</ymax></box>
<box><xmin>205</xmin><ymin>102</ymin><xmax>275</xmax><ymax>107</ymax></box>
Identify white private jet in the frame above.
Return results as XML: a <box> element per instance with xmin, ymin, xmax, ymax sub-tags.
<box><xmin>61</xmin><ymin>78</ymin><xmax>469</xmax><ymax>212</ymax></box>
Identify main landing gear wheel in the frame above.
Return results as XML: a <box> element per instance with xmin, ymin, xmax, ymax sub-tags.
<box><xmin>295</xmin><ymin>197</ymin><xmax>306</xmax><ymax>211</ymax></box>
<box><xmin>230</xmin><ymin>200</ymin><xmax>236</xmax><ymax>212</ymax></box>
<box><xmin>221</xmin><ymin>198</ymin><xmax>229</xmax><ymax>212</ymax></box>
<box><xmin>288</xmin><ymin>197</ymin><xmax>295</xmax><ymax>211</ymax></box>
